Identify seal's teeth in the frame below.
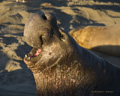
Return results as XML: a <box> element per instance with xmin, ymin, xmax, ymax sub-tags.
<box><xmin>28</xmin><ymin>57</ymin><xmax>31</xmax><ymax>60</ymax></box>
<box><xmin>25</xmin><ymin>55</ymin><xmax>27</xmax><ymax>58</ymax></box>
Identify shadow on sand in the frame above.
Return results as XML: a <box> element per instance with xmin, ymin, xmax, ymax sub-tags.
<box><xmin>0</xmin><ymin>51</ymin><xmax>37</xmax><ymax>96</ymax></box>
<box><xmin>91</xmin><ymin>45</ymin><xmax>120</xmax><ymax>57</ymax></box>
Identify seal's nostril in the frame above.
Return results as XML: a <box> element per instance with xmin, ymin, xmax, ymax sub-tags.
<box><xmin>42</xmin><ymin>14</ymin><xmax>47</xmax><ymax>20</ymax></box>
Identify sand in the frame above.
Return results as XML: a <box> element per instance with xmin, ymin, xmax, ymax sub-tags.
<box><xmin>0</xmin><ymin>0</ymin><xmax>120</xmax><ymax>96</ymax></box>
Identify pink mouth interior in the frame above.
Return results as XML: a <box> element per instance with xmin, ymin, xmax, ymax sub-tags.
<box><xmin>34</xmin><ymin>49</ymin><xmax>42</xmax><ymax>56</ymax></box>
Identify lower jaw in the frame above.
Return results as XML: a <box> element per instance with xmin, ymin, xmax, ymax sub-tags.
<box><xmin>24</xmin><ymin>58</ymin><xmax>41</xmax><ymax>73</ymax></box>
<box><xmin>24</xmin><ymin>58</ymin><xmax>35</xmax><ymax>68</ymax></box>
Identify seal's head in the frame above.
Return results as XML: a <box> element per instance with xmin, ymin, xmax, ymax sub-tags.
<box><xmin>24</xmin><ymin>12</ymin><xmax>76</xmax><ymax>73</ymax></box>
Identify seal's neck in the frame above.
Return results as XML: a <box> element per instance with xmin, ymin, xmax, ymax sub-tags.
<box><xmin>33</xmin><ymin>62</ymin><xmax>98</xmax><ymax>96</ymax></box>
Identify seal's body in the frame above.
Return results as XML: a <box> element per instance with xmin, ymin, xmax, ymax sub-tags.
<box><xmin>70</xmin><ymin>24</ymin><xmax>120</xmax><ymax>56</ymax></box>
<box><xmin>24</xmin><ymin>12</ymin><xmax>120</xmax><ymax>96</ymax></box>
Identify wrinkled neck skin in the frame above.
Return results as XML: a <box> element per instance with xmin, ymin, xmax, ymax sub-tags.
<box><xmin>33</xmin><ymin>53</ymin><xmax>97</xmax><ymax>96</ymax></box>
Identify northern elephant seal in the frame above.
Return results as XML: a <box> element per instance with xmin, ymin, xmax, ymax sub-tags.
<box><xmin>24</xmin><ymin>12</ymin><xmax>120</xmax><ymax>96</ymax></box>
<box><xmin>70</xmin><ymin>24</ymin><xmax>120</xmax><ymax>57</ymax></box>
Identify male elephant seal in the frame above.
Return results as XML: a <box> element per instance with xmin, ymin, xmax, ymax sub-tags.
<box><xmin>24</xmin><ymin>12</ymin><xmax>120</xmax><ymax>96</ymax></box>
<box><xmin>70</xmin><ymin>24</ymin><xmax>120</xmax><ymax>57</ymax></box>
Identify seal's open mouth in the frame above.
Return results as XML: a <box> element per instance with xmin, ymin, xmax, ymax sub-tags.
<box><xmin>24</xmin><ymin>48</ymin><xmax>42</xmax><ymax>65</ymax></box>
<box><xmin>33</xmin><ymin>49</ymin><xmax>42</xmax><ymax>56</ymax></box>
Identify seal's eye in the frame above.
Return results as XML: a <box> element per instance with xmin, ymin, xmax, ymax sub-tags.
<box><xmin>61</xmin><ymin>34</ymin><xmax>65</xmax><ymax>40</ymax></box>
<box><xmin>42</xmin><ymin>14</ymin><xmax>47</xmax><ymax>20</ymax></box>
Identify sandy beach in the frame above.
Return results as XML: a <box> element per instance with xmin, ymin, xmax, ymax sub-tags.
<box><xmin>0</xmin><ymin>0</ymin><xmax>120</xmax><ymax>95</ymax></box>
